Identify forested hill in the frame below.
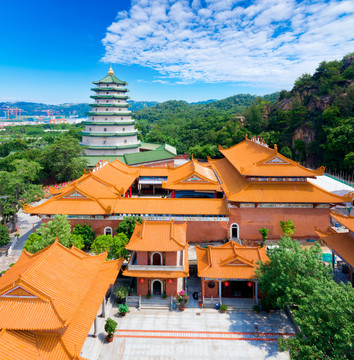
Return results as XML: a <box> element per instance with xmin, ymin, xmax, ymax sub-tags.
<box><xmin>134</xmin><ymin>93</ymin><xmax>279</xmax><ymax>155</ymax></box>
<box><xmin>263</xmin><ymin>53</ymin><xmax>354</xmax><ymax>172</ymax></box>
<box><xmin>135</xmin><ymin>54</ymin><xmax>353</xmax><ymax>173</ymax></box>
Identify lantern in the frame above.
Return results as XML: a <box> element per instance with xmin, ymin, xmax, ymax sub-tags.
<box><xmin>223</xmin><ymin>281</ymin><xmax>229</xmax><ymax>287</ymax></box>
<box><xmin>139</xmin><ymin>278</ymin><xmax>145</xmax><ymax>283</ymax></box>
<box><xmin>168</xmin><ymin>279</ymin><xmax>173</xmax><ymax>284</ymax></box>
<box><xmin>247</xmin><ymin>281</ymin><xmax>253</xmax><ymax>287</ymax></box>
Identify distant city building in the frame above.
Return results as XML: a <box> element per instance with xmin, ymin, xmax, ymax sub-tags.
<box><xmin>80</xmin><ymin>67</ymin><xmax>140</xmax><ymax>156</ymax></box>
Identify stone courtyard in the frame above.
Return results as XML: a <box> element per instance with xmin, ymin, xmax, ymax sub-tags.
<box><xmin>81</xmin><ymin>306</ymin><xmax>295</xmax><ymax>360</ymax></box>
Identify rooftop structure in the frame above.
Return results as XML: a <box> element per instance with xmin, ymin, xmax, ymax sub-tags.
<box><xmin>0</xmin><ymin>240</ymin><xmax>123</xmax><ymax>360</ymax></box>
<box><xmin>123</xmin><ymin>221</ymin><xmax>189</xmax><ymax>296</ymax></box>
<box><xmin>81</xmin><ymin>67</ymin><xmax>140</xmax><ymax>156</ymax></box>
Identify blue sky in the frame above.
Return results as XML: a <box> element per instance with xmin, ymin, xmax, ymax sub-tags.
<box><xmin>0</xmin><ymin>0</ymin><xmax>353</xmax><ymax>104</ymax></box>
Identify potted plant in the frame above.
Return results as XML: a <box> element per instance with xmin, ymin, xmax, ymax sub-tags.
<box><xmin>162</xmin><ymin>293</ymin><xmax>167</xmax><ymax>299</ymax></box>
<box><xmin>220</xmin><ymin>304</ymin><xmax>228</xmax><ymax>313</ymax></box>
<box><xmin>114</xmin><ymin>285</ymin><xmax>128</xmax><ymax>304</ymax></box>
<box><xmin>176</xmin><ymin>290</ymin><xmax>189</xmax><ymax>311</ymax></box>
<box><xmin>146</xmin><ymin>293</ymin><xmax>151</xmax><ymax>299</ymax></box>
<box><xmin>253</xmin><ymin>304</ymin><xmax>260</xmax><ymax>313</ymax></box>
<box><xmin>118</xmin><ymin>304</ymin><xmax>129</xmax><ymax>316</ymax></box>
<box><xmin>104</xmin><ymin>318</ymin><xmax>117</xmax><ymax>343</ymax></box>
<box><xmin>128</xmin><ymin>288</ymin><xmax>133</xmax><ymax>296</ymax></box>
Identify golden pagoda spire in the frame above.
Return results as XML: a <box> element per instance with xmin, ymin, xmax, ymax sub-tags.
<box><xmin>108</xmin><ymin>66</ymin><xmax>114</xmax><ymax>76</ymax></box>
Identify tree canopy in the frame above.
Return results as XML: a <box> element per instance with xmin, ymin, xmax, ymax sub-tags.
<box><xmin>24</xmin><ymin>215</ymin><xmax>84</xmax><ymax>253</ymax></box>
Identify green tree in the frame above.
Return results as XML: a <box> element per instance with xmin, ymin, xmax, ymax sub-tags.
<box><xmin>258</xmin><ymin>227</ymin><xmax>269</xmax><ymax>247</ymax></box>
<box><xmin>91</xmin><ymin>235</ymin><xmax>112</xmax><ymax>255</ymax></box>
<box><xmin>40</xmin><ymin>136</ymin><xmax>87</xmax><ymax>182</ymax></box>
<box><xmin>91</xmin><ymin>234</ymin><xmax>128</xmax><ymax>259</ymax></box>
<box><xmin>72</xmin><ymin>223</ymin><xmax>96</xmax><ymax>249</ymax></box>
<box><xmin>280</xmin><ymin>220</ymin><xmax>296</xmax><ymax>236</ymax></box>
<box><xmin>0</xmin><ymin>159</ymin><xmax>44</xmax><ymax>228</ymax></box>
<box><xmin>24</xmin><ymin>214</ymin><xmax>84</xmax><ymax>253</ymax></box>
<box><xmin>279</xmin><ymin>281</ymin><xmax>354</xmax><ymax>360</ymax></box>
<box><xmin>256</xmin><ymin>236</ymin><xmax>332</xmax><ymax>309</ymax></box>
<box><xmin>109</xmin><ymin>233</ymin><xmax>129</xmax><ymax>259</ymax></box>
<box><xmin>116</xmin><ymin>216</ymin><xmax>143</xmax><ymax>240</ymax></box>
<box><xmin>279</xmin><ymin>146</ymin><xmax>292</xmax><ymax>159</ymax></box>
<box><xmin>0</xmin><ymin>224</ymin><xmax>10</xmax><ymax>247</ymax></box>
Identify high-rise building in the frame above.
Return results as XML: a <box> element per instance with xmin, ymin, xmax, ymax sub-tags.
<box><xmin>81</xmin><ymin>67</ymin><xmax>140</xmax><ymax>156</ymax></box>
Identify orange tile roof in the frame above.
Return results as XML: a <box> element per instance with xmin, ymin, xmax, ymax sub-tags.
<box><xmin>162</xmin><ymin>159</ymin><xmax>221</xmax><ymax>191</ymax></box>
<box><xmin>196</xmin><ymin>241</ymin><xmax>269</xmax><ymax>280</ymax></box>
<box><xmin>209</xmin><ymin>157</ymin><xmax>350</xmax><ymax>204</ymax></box>
<box><xmin>0</xmin><ymin>240</ymin><xmax>123</xmax><ymax>360</ymax></box>
<box><xmin>330</xmin><ymin>211</ymin><xmax>354</xmax><ymax>233</ymax></box>
<box><xmin>26</xmin><ymin>197</ymin><xmax>228</xmax><ymax>216</ymax></box>
<box><xmin>138</xmin><ymin>165</ymin><xmax>169</xmax><ymax>177</ymax></box>
<box><xmin>315</xmin><ymin>228</ymin><xmax>354</xmax><ymax>268</ymax></box>
<box><xmin>219</xmin><ymin>137</ymin><xmax>325</xmax><ymax>177</ymax></box>
<box><xmin>126</xmin><ymin>220</ymin><xmax>187</xmax><ymax>251</ymax></box>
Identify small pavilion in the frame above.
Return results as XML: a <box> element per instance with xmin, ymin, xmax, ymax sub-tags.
<box><xmin>162</xmin><ymin>159</ymin><xmax>221</xmax><ymax>198</ymax></box>
<box><xmin>0</xmin><ymin>240</ymin><xmax>123</xmax><ymax>360</ymax></box>
<box><xmin>196</xmin><ymin>241</ymin><xmax>269</xmax><ymax>305</ymax></box>
<box><xmin>123</xmin><ymin>220</ymin><xmax>189</xmax><ymax>296</ymax></box>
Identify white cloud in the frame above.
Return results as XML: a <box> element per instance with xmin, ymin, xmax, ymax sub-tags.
<box><xmin>102</xmin><ymin>0</ymin><xmax>354</xmax><ymax>88</ymax></box>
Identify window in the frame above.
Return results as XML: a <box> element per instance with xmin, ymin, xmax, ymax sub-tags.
<box><xmin>119</xmin><ymin>109</ymin><xmax>121</xmax><ymax>111</ymax></box>
<box><xmin>106</xmin><ymin>109</ymin><xmax>108</xmax><ymax>111</ymax></box>
<box><xmin>124</xmin><ymin>140</ymin><xmax>127</xmax><ymax>143</ymax></box>
<box><xmin>89</xmin><ymin>127</ymin><xmax>91</xmax><ymax>131</ymax></box>
<box><xmin>104</xmin><ymin>227</ymin><xmax>112</xmax><ymax>236</ymax></box>
<box><xmin>103</xmin><ymin>140</ymin><xmax>106</xmax><ymax>144</ymax></box>
<box><xmin>230</xmin><ymin>223</ymin><xmax>239</xmax><ymax>239</ymax></box>
<box><xmin>121</xmin><ymin>117</ymin><xmax>123</xmax><ymax>120</ymax></box>
<box><xmin>104</xmin><ymin>128</ymin><xmax>107</xmax><ymax>132</ymax></box>
<box><xmin>106</xmin><ymin>100</ymin><xmax>108</xmax><ymax>103</ymax></box>
<box><xmin>106</xmin><ymin>92</ymin><xmax>109</xmax><ymax>94</ymax></box>
<box><xmin>123</xmin><ymin>128</ymin><xmax>125</xmax><ymax>131</ymax></box>
<box><xmin>105</xmin><ymin>118</ymin><xmax>107</xmax><ymax>120</ymax></box>
<box><xmin>151</xmin><ymin>252</ymin><xmax>162</xmax><ymax>265</ymax></box>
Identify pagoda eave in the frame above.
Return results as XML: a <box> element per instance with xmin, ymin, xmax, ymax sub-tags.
<box><xmin>80</xmin><ymin>131</ymin><xmax>139</xmax><ymax>137</ymax></box>
<box><xmin>86</xmin><ymin>112</ymin><xmax>132</xmax><ymax>116</ymax></box>
<box><xmin>81</xmin><ymin>143</ymin><xmax>141</xmax><ymax>150</ymax></box>
<box><xmin>83</xmin><ymin>121</ymin><xmax>135</xmax><ymax>126</ymax></box>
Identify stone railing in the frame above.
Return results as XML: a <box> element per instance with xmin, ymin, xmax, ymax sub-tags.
<box><xmin>127</xmin><ymin>264</ymin><xmax>184</xmax><ymax>271</ymax></box>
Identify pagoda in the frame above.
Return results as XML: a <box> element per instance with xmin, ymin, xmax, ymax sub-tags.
<box><xmin>81</xmin><ymin>67</ymin><xmax>140</xmax><ymax>156</ymax></box>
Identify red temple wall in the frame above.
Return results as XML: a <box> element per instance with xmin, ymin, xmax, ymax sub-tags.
<box><xmin>229</xmin><ymin>207</ymin><xmax>331</xmax><ymax>240</ymax></box>
<box><xmin>41</xmin><ymin>218</ymin><xmax>229</xmax><ymax>242</ymax></box>
<box><xmin>203</xmin><ymin>279</ymin><xmax>219</xmax><ymax>298</ymax></box>
<box><xmin>136</xmin><ymin>278</ymin><xmax>178</xmax><ymax>296</ymax></box>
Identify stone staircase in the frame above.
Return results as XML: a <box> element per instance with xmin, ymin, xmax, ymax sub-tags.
<box><xmin>140</xmin><ymin>296</ymin><xmax>172</xmax><ymax>310</ymax></box>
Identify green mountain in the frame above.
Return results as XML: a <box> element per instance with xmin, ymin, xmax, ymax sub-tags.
<box><xmin>134</xmin><ymin>93</ymin><xmax>279</xmax><ymax>155</ymax></box>
<box><xmin>263</xmin><ymin>53</ymin><xmax>354</xmax><ymax>172</ymax></box>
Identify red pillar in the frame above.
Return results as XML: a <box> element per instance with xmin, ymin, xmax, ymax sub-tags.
<box><xmin>129</xmin><ymin>186</ymin><xmax>132</xmax><ymax>198</ymax></box>
<box><xmin>214</xmin><ymin>192</ymin><xmax>217</xmax><ymax>199</ymax></box>
<box><xmin>172</xmin><ymin>191</ymin><xmax>175</xmax><ymax>199</ymax></box>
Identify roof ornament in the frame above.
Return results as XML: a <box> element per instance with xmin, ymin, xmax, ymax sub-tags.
<box><xmin>108</xmin><ymin>66</ymin><xmax>114</xmax><ymax>76</ymax></box>
<box><xmin>245</xmin><ymin>134</ymin><xmax>248</xmax><ymax>139</ymax></box>
<box><xmin>274</xmin><ymin>144</ymin><xmax>278</xmax><ymax>153</ymax></box>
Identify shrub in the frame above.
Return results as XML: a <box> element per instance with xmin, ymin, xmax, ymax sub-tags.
<box><xmin>118</xmin><ymin>304</ymin><xmax>129</xmax><ymax>314</ymax></box>
<box><xmin>114</xmin><ymin>286</ymin><xmax>128</xmax><ymax>301</ymax></box>
<box><xmin>104</xmin><ymin>318</ymin><xmax>117</xmax><ymax>336</ymax></box>
<box><xmin>280</xmin><ymin>220</ymin><xmax>296</xmax><ymax>236</ymax></box>
<box><xmin>220</xmin><ymin>304</ymin><xmax>228</xmax><ymax>312</ymax></box>
<box><xmin>253</xmin><ymin>304</ymin><xmax>260</xmax><ymax>312</ymax></box>
<box><xmin>0</xmin><ymin>224</ymin><xmax>10</xmax><ymax>247</ymax></box>
<box><xmin>72</xmin><ymin>223</ymin><xmax>96</xmax><ymax>249</ymax></box>
<box><xmin>9</xmin><ymin>263</ymin><xmax>15</xmax><ymax>267</ymax></box>
<box><xmin>162</xmin><ymin>293</ymin><xmax>167</xmax><ymax>299</ymax></box>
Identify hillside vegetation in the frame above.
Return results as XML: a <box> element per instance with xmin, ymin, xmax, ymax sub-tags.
<box><xmin>135</xmin><ymin>54</ymin><xmax>354</xmax><ymax>172</ymax></box>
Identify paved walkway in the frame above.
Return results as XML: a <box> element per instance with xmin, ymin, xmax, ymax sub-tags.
<box><xmin>81</xmin><ymin>306</ymin><xmax>294</xmax><ymax>360</ymax></box>
<box><xmin>0</xmin><ymin>209</ymin><xmax>41</xmax><ymax>272</ymax></box>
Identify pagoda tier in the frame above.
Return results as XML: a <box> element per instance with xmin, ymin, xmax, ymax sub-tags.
<box><xmin>81</xmin><ymin>67</ymin><xmax>140</xmax><ymax>156</ymax></box>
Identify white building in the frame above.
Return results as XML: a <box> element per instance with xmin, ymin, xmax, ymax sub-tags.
<box><xmin>80</xmin><ymin>67</ymin><xmax>140</xmax><ymax>156</ymax></box>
